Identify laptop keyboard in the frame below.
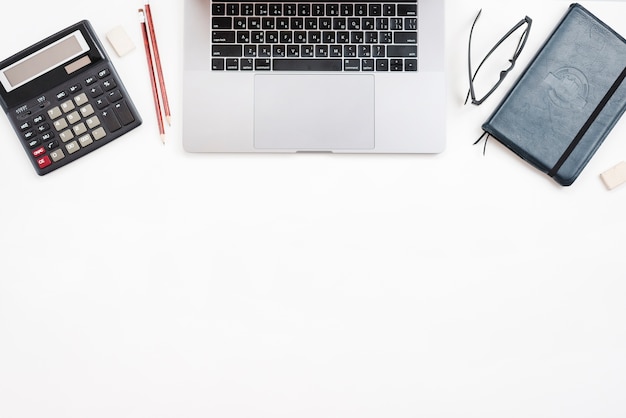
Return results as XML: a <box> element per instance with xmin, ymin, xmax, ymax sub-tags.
<box><xmin>211</xmin><ymin>1</ymin><xmax>419</xmax><ymax>72</ymax></box>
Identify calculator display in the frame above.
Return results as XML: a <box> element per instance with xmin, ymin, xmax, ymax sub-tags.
<box><xmin>0</xmin><ymin>31</ymin><xmax>89</xmax><ymax>92</ymax></box>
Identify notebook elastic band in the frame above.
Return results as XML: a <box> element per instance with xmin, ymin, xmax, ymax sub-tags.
<box><xmin>549</xmin><ymin>65</ymin><xmax>626</xmax><ymax>178</ymax></box>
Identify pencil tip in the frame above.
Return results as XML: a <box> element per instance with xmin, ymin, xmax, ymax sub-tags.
<box><xmin>166</xmin><ymin>116</ymin><xmax>172</xmax><ymax>126</ymax></box>
<box><xmin>161</xmin><ymin>134</ymin><xmax>166</xmax><ymax>144</ymax></box>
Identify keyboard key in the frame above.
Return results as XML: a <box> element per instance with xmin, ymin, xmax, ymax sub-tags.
<box><xmin>390</xmin><ymin>59</ymin><xmax>403</xmax><ymax>71</ymax></box>
<box><xmin>226</xmin><ymin>58</ymin><xmax>239</xmax><ymax>70</ymax></box>
<box><xmin>255</xmin><ymin>59</ymin><xmax>271</xmax><ymax>70</ymax></box>
<box><xmin>213</xmin><ymin>31</ymin><xmax>236</xmax><ymax>43</ymax></box>
<box><xmin>387</xmin><ymin>46</ymin><xmax>418</xmax><ymax>58</ymax></box>
<box><xmin>398</xmin><ymin>4</ymin><xmax>418</xmax><ymax>16</ymax></box>
<box><xmin>241</xmin><ymin>59</ymin><xmax>254</xmax><ymax>70</ymax></box>
<box><xmin>395</xmin><ymin>32</ymin><xmax>418</xmax><ymax>44</ymax></box>
<box><xmin>273</xmin><ymin>59</ymin><xmax>342</xmax><ymax>71</ymax></box>
<box><xmin>212</xmin><ymin>17</ymin><xmax>232</xmax><ymax>29</ymax></box>
<box><xmin>212</xmin><ymin>45</ymin><xmax>242</xmax><ymax>57</ymax></box>
<box><xmin>344</xmin><ymin>59</ymin><xmax>360</xmax><ymax>71</ymax></box>
<box><xmin>362</xmin><ymin>59</ymin><xmax>375</xmax><ymax>71</ymax></box>
<box><xmin>212</xmin><ymin>3</ymin><xmax>226</xmax><ymax>16</ymax></box>
<box><xmin>376</xmin><ymin>59</ymin><xmax>389</xmax><ymax>71</ymax></box>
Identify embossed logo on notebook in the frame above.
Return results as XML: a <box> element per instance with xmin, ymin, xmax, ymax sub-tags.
<box><xmin>545</xmin><ymin>67</ymin><xmax>589</xmax><ymax>110</ymax></box>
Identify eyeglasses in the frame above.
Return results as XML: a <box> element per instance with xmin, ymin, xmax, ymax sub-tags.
<box><xmin>466</xmin><ymin>10</ymin><xmax>532</xmax><ymax>106</ymax></box>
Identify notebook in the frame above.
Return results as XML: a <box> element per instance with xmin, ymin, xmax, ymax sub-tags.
<box><xmin>182</xmin><ymin>0</ymin><xmax>446</xmax><ymax>153</ymax></box>
<box><xmin>482</xmin><ymin>3</ymin><xmax>626</xmax><ymax>186</ymax></box>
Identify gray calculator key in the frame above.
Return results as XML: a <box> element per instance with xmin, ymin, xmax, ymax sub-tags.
<box><xmin>78</xmin><ymin>134</ymin><xmax>93</xmax><ymax>147</ymax></box>
<box><xmin>92</xmin><ymin>127</ymin><xmax>106</xmax><ymax>141</ymax></box>
<box><xmin>74</xmin><ymin>93</ymin><xmax>88</xmax><ymax>106</ymax></box>
<box><xmin>65</xmin><ymin>140</ymin><xmax>80</xmax><ymax>154</ymax></box>
<box><xmin>48</xmin><ymin>106</ymin><xmax>63</xmax><ymax>120</ymax></box>
<box><xmin>53</xmin><ymin>118</ymin><xmax>68</xmax><ymax>131</ymax></box>
<box><xmin>80</xmin><ymin>104</ymin><xmax>95</xmax><ymax>117</ymax></box>
<box><xmin>86</xmin><ymin>116</ymin><xmax>100</xmax><ymax>129</ymax></box>
<box><xmin>50</xmin><ymin>149</ymin><xmax>65</xmax><ymax>162</ymax></box>
<box><xmin>66</xmin><ymin>111</ymin><xmax>81</xmax><ymax>125</ymax></box>
<box><xmin>59</xmin><ymin>129</ymin><xmax>74</xmax><ymax>143</ymax></box>
<box><xmin>61</xmin><ymin>100</ymin><xmax>75</xmax><ymax>113</ymax></box>
<box><xmin>73</xmin><ymin>122</ymin><xmax>87</xmax><ymax>136</ymax></box>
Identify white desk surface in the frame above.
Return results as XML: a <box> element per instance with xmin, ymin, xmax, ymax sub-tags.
<box><xmin>1</xmin><ymin>1</ymin><xmax>626</xmax><ymax>417</ymax></box>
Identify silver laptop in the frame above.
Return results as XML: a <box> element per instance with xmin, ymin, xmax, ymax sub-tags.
<box><xmin>183</xmin><ymin>0</ymin><xmax>446</xmax><ymax>153</ymax></box>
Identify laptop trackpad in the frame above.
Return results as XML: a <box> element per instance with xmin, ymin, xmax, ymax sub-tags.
<box><xmin>254</xmin><ymin>74</ymin><xmax>375</xmax><ymax>150</ymax></box>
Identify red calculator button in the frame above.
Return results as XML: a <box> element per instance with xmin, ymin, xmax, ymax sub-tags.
<box><xmin>32</xmin><ymin>146</ymin><xmax>46</xmax><ymax>157</ymax></box>
<box><xmin>37</xmin><ymin>155</ymin><xmax>52</xmax><ymax>169</ymax></box>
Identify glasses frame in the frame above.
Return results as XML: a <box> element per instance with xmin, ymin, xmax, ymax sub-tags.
<box><xmin>467</xmin><ymin>10</ymin><xmax>533</xmax><ymax>106</ymax></box>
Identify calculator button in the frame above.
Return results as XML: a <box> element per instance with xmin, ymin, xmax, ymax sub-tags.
<box><xmin>85</xmin><ymin>75</ymin><xmax>97</xmax><ymax>85</ymax></box>
<box><xmin>50</xmin><ymin>149</ymin><xmax>65</xmax><ymax>162</ymax></box>
<box><xmin>41</xmin><ymin>132</ymin><xmax>54</xmax><ymax>142</ymax></box>
<box><xmin>45</xmin><ymin>140</ymin><xmax>59</xmax><ymax>150</ymax></box>
<box><xmin>48</xmin><ymin>106</ymin><xmax>62</xmax><ymax>120</ymax></box>
<box><xmin>53</xmin><ymin>118</ymin><xmax>68</xmax><ymax>131</ymax></box>
<box><xmin>107</xmin><ymin>90</ymin><xmax>123</xmax><ymax>103</ymax></box>
<box><xmin>37</xmin><ymin>123</ymin><xmax>50</xmax><ymax>133</ymax></box>
<box><xmin>80</xmin><ymin>104</ymin><xmax>95</xmax><ymax>118</ymax></box>
<box><xmin>98</xmin><ymin>68</ymin><xmax>110</xmax><ymax>78</ymax></box>
<box><xmin>101</xmin><ymin>109</ymin><xmax>122</xmax><ymax>132</ymax></box>
<box><xmin>65</xmin><ymin>141</ymin><xmax>80</xmax><ymax>154</ymax></box>
<box><xmin>114</xmin><ymin>101</ymin><xmax>135</xmax><ymax>126</ymax></box>
<box><xmin>33</xmin><ymin>115</ymin><xmax>45</xmax><ymax>124</ymax></box>
<box><xmin>88</xmin><ymin>86</ymin><xmax>103</xmax><ymax>98</ymax></box>
<box><xmin>56</xmin><ymin>91</ymin><xmax>69</xmax><ymax>100</ymax></box>
<box><xmin>27</xmin><ymin>139</ymin><xmax>40</xmax><ymax>149</ymax></box>
<box><xmin>92</xmin><ymin>127</ymin><xmax>106</xmax><ymax>141</ymax></box>
<box><xmin>66</xmin><ymin>111</ymin><xmax>81</xmax><ymax>125</ymax></box>
<box><xmin>69</xmin><ymin>84</ymin><xmax>82</xmax><ymax>94</ymax></box>
<box><xmin>36</xmin><ymin>155</ymin><xmax>52</xmax><ymax>169</ymax></box>
<box><xmin>102</xmin><ymin>79</ymin><xmax>117</xmax><ymax>91</ymax></box>
<box><xmin>74</xmin><ymin>93</ymin><xmax>88</xmax><ymax>106</ymax></box>
<box><xmin>59</xmin><ymin>129</ymin><xmax>74</xmax><ymax>143</ymax></box>
<box><xmin>86</xmin><ymin>116</ymin><xmax>100</xmax><ymax>129</ymax></box>
<box><xmin>61</xmin><ymin>100</ymin><xmax>75</xmax><ymax>113</ymax></box>
<box><xmin>73</xmin><ymin>122</ymin><xmax>87</xmax><ymax>136</ymax></box>
<box><xmin>20</xmin><ymin>121</ymin><xmax>32</xmax><ymax>131</ymax></box>
<box><xmin>95</xmin><ymin>98</ymin><xmax>109</xmax><ymax>110</ymax></box>
<box><xmin>32</xmin><ymin>146</ymin><xmax>46</xmax><ymax>158</ymax></box>
<box><xmin>24</xmin><ymin>130</ymin><xmax>36</xmax><ymax>140</ymax></box>
<box><xmin>78</xmin><ymin>134</ymin><xmax>93</xmax><ymax>147</ymax></box>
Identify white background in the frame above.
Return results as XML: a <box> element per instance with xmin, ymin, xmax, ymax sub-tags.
<box><xmin>1</xmin><ymin>1</ymin><xmax>626</xmax><ymax>417</ymax></box>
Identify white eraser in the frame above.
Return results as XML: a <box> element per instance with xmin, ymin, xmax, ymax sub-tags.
<box><xmin>106</xmin><ymin>26</ymin><xmax>136</xmax><ymax>57</ymax></box>
<box><xmin>600</xmin><ymin>161</ymin><xmax>626</xmax><ymax>190</ymax></box>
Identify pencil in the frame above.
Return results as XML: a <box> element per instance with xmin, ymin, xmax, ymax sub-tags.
<box><xmin>139</xmin><ymin>8</ymin><xmax>165</xmax><ymax>143</ymax></box>
<box><xmin>145</xmin><ymin>2</ymin><xmax>171</xmax><ymax>126</ymax></box>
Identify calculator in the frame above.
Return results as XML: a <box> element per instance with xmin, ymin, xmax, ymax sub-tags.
<box><xmin>0</xmin><ymin>20</ymin><xmax>141</xmax><ymax>175</ymax></box>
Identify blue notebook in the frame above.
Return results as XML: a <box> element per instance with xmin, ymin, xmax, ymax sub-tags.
<box><xmin>482</xmin><ymin>3</ymin><xmax>626</xmax><ymax>186</ymax></box>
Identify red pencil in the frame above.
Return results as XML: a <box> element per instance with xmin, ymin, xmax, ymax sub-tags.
<box><xmin>139</xmin><ymin>8</ymin><xmax>165</xmax><ymax>143</ymax></box>
<box><xmin>145</xmin><ymin>2</ymin><xmax>171</xmax><ymax>126</ymax></box>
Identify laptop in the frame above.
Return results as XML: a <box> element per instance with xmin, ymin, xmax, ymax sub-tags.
<box><xmin>182</xmin><ymin>0</ymin><xmax>446</xmax><ymax>153</ymax></box>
